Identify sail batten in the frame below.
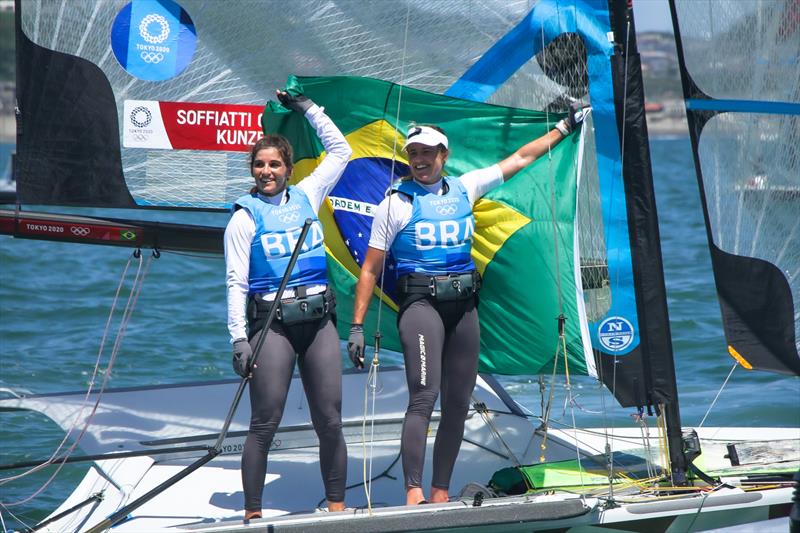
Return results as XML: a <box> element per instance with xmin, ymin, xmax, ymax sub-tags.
<box><xmin>686</xmin><ymin>99</ymin><xmax>800</xmax><ymax>114</ymax></box>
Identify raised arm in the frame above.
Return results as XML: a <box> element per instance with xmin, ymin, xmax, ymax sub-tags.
<box><xmin>279</xmin><ymin>91</ymin><xmax>353</xmax><ymax>211</ymax></box>
<box><xmin>497</xmin><ymin>102</ymin><xmax>589</xmax><ymax>181</ymax></box>
<box><xmin>497</xmin><ymin>129</ymin><xmax>565</xmax><ymax>180</ymax></box>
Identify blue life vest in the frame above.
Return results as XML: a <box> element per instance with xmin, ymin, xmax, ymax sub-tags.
<box><xmin>234</xmin><ymin>187</ymin><xmax>327</xmax><ymax>294</ymax></box>
<box><xmin>391</xmin><ymin>177</ymin><xmax>476</xmax><ymax>276</ymax></box>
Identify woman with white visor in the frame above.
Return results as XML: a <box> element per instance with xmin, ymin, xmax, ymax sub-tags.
<box><xmin>348</xmin><ymin>104</ymin><xmax>587</xmax><ymax>505</ymax></box>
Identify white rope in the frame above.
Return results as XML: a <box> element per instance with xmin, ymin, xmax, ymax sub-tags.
<box><xmin>471</xmin><ymin>395</ymin><xmax>522</xmax><ymax>466</ymax></box>
<box><xmin>0</xmin><ymin>251</ymin><xmax>154</xmax><ymax>507</ymax></box>
<box><xmin>0</xmin><ymin>503</ymin><xmax>32</xmax><ymax>533</ymax></box>
<box><xmin>361</xmin><ymin>2</ymin><xmax>412</xmax><ymax>514</ymax></box>
<box><xmin>361</xmin><ymin>360</ymin><xmax>380</xmax><ymax>513</ymax></box>
<box><xmin>698</xmin><ymin>362</ymin><xmax>738</xmax><ymax>428</ymax></box>
<box><xmin>634</xmin><ymin>412</ymin><xmax>656</xmax><ymax>479</ymax></box>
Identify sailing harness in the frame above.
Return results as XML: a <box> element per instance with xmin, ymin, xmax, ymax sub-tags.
<box><xmin>397</xmin><ymin>271</ymin><xmax>481</xmax><ymax>302</ymax></box>
<box><xmin>247</xmin><ymin>285</ymin><xmax>335</xmax><ymax>332</ymax></box>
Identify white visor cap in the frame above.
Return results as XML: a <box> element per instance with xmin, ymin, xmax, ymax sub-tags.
<box><xmin>403</xmin><ymin>126</ymin><xmax>448</xmax><ymax>151</ymax></box>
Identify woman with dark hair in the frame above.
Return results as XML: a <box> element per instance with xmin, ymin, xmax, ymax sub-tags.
<box><xmin>348</xmin><ymin>105</ymin><xmax>587</xmax><ymax>506</ymax></box>
<box><xmin>224</xmin><ymin>90</ymin><xmax>352</xmax><ymax>519</ymax></box>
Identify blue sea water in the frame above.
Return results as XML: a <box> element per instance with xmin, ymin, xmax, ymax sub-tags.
<box><xmin>0</xmin><ymin>138</ymin><xmax>798</xmax><ymax>529</ymax></box>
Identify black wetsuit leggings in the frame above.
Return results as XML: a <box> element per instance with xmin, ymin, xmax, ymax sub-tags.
<box><xmin>242</xmin><ymin>315</ymin><xmax>346</xmax><ymax>511</ymax></box>
<box><xmin>398</xmin><ymin>297</ymin><xmax>480</xmax><ymax>490</ymax></box>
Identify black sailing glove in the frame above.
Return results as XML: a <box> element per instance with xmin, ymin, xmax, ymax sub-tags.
<box><xmin>276</xmin><ymin>90</ymin><xmax>314</xmax><ymax>114</ymax></box>
<box><xmin>232</xmin><ymin>338</ymin><xmax>253</xmax><ymax>378</ymax></box>
<box><xmin>347</xmin><ymin>324</ymin><xmax>365</xmax><ymax>369</ymax></box>
<box><xmin>555</xmin><ymin>101</ymin><xmax>591</xmax><ymax>136</ymax></box>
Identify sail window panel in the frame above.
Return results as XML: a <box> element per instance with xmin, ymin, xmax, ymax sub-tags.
<box><xmin>494</xmin><ymin>33</ymin><xmax>591</xmax><ymax>113</ymax></box>
<box><xmin>22</xmin><ymin>0</ymin><xmax>115</xmax><ymax>61</ymax></box>
<box><xmin>674</xmin><ymin>0</ymin><xmax>800</xmax><ymax>103</ymax></box>
<box><xmin>575</xmin><ymin>117</ymin><xmax>610</xmax><ymax>322</ymax></box>
<box><xmin>21</xmin><ymin>1</ymin><xmax>559</xmax><ymax>108</ymax></box>
<box><xmin>697</xmin><ymin>112</ymin><xmax>800</xmax><ymax>346</ymax></box>
<box><xmin>124</xmin><ymin>150</ymin><xmax>232</xmax><ymax>208</ymax></box>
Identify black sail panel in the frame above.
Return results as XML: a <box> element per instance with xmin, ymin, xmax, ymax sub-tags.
<box><xmin>670</xmin><ymin>0</ymin><xmax>800</xmax><ymax>376</ymax></box>
<box><xmin>712</xmin><ymin>246</ymin><xmax>800</xmax><ymax>375</ymax></box>
<box><xmin>16</xmin><ymin>15</ymin><xmax>134</xmax><ymax>207</ymax></box>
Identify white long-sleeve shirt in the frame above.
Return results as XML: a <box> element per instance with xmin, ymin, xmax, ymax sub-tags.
<box><xmin>224</xmin><ymin>104</ymin><xmax>352</xmax><ymax>342</ymax></box>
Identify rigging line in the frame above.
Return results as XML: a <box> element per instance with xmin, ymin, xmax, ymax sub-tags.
<box><xmin>368</xmin><ymin>362</ymin><xmax>379</xmax><ymax>501</ymax></box>
<box><xmin>698</xmin><ymin>362</ymin><xmax>737</xmax><ymax>428</ymax></box>
<box><xmin>0</xmin><ymin>504</ymin><xmax>33</xmax><ymax>533</ymax></box>
<box><xmin>536</xmin><ymin>6</ymin><xmax>562</xmax><ymax>468</ymax></box>
<box><xmin>658</xmin><ymin>406</ymin><xmax>670</xmax><ymax>477</ymax></box>
<box><xmin>362</xmin><ymin>360</ymin><xmax>380</xmax><ymax>515</ymax></box>
<box><xmin>0</xmin><ymin>252</ymin><xmax>154</xmax><ymax>506</ymax></box>
<box><xmin>538</xmin><ymin>344</ymin><xmax>561</xmax><ymax>462</ymax></box>
<box><xmin>361</xmin><ymin>2</ymin><xmax>412</xmax><ymax>514</ymax></box>
<box><xmin>684</xmin><ymin>488</ymin><xmax>712</xmax><ymax>533</ymax></box>
<box><xmin>470</xmin><ymin>397</ymin><xmax>521</xmax><ymax>466</ymax></box>
<box><xmin>373</xmin><ymin>2</ymin><xmax>410</xmax><ymax>336</ymax></box>
<box><xmin>635</xmin><ymin>412</ymin><xmax>656</xmax><ymax>479</ymax></box>
<box><xmin>0</xmin><ymin>251</ymin><xmax>142</xmax><ymax>487</ymax></box>
<box><xmin>563</xmin><ymin>329</ymin><xmax>587</xmax><ymax>490</ymax></box>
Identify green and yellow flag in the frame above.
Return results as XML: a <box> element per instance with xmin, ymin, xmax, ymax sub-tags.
<box><xmin>264</xmin><ymin>75</ymin><xmax>590</xmax><ymax>376</ymax></box>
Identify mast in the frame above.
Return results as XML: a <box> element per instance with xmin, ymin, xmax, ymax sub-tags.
<box><xmin>607</xmin><ymin>0</ymin><xmax>687</xmax><ymax>482</ymax></box>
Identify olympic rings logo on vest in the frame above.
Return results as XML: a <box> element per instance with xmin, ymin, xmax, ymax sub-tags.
<box><xmin>435</xmin><ymin>204</ymin><xmax>458</xmax><ymax>216</ymax></box>
<box><xmin>278</xmin><ymin>212</ymin><xmax>300</xmax><ymax>224</ymax></box>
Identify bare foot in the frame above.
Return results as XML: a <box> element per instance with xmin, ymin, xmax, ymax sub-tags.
<box><xmin>327</xmin><ymin>501</ymin><xmax>346</xmax><ymax>512</ymax></box>
<box><xmin>406</xmin><ymin>486</ymin><xmax>426</xmax><ymax>505</ymax></box>
<box><xmin>429</xmin><ymin>486</ymin><xmax>449</xmax><ymax>503</ymax></box>
<box><xmin>244</xmin><ymin>510</ymin><xmax>262</xmax><ymax>520</ymax></box>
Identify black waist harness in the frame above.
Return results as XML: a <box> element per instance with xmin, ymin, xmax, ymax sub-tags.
<box><xmin>397</xmin><ymin>271</ymin><xmax>481</xmax><ymax>302</ymax></box>
<box><xmin>247</xmin><ymin>286</ymin><xmax>335</xmax><ymax>329</ymax></box>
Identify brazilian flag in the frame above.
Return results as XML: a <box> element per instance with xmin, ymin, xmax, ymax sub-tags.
<box><xmin>263</xmin><ymin>75</ymin><xmax>590</xmax><ymax>376</ymax></box>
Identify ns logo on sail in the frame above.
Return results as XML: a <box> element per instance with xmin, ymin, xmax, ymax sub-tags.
<box><xmin>597</xmin><ymin>316</ymin><xmax>635</xmax><ymax>352</ymax></box>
